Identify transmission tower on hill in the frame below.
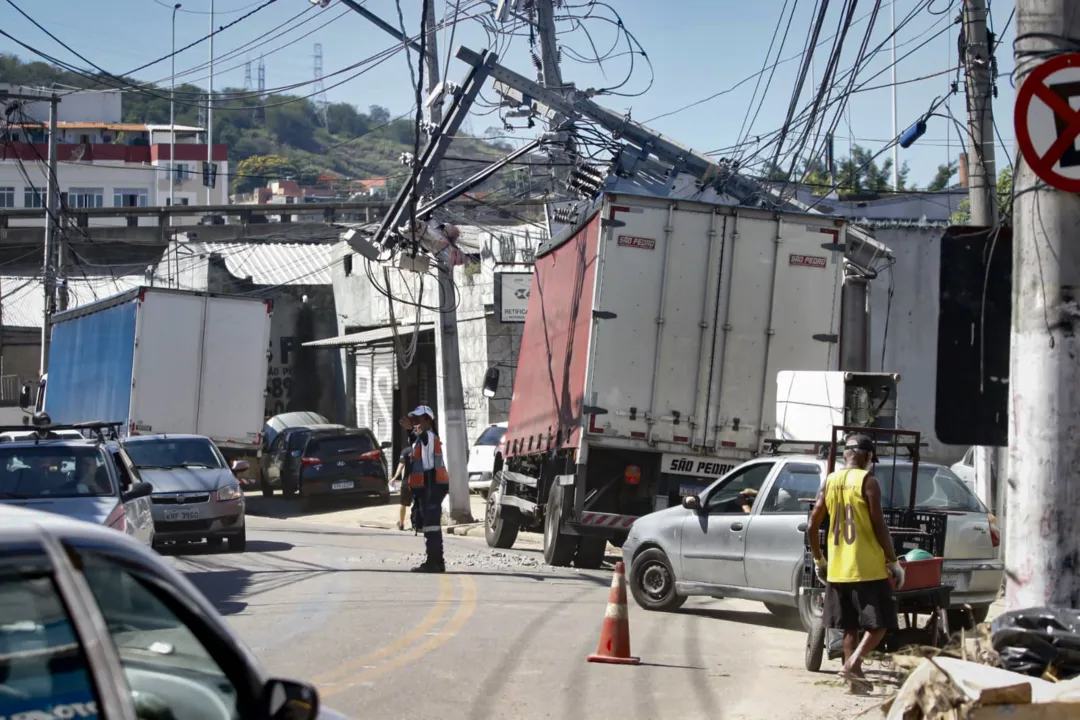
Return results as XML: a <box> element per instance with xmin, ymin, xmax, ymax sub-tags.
<box><xmin>254</xmin><ymin>55</ymin><xmax>267</xmax><ymax>125</ymax></box>
<box><xmin>244</xmin><ymin>58</ymin><xmax>252</xmax><ymax>92</ymax></box>
<box><xmin>313</xmin><ymin>43</ymin><xmax>329</xmax><ymax>127</ymax></box>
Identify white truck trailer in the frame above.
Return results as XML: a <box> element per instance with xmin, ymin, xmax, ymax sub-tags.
<box><xmin>32</xmin><ymin>287</ymin><xmax>271</xmax><ymax>465</ymax></box>
<box><xmin>482</xmin><ymin>192</ymin><xmax>888</xmax><ymax>568</ymax></box>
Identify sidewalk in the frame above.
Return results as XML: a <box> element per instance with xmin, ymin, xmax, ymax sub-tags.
<box><xmin>244</xmin><ymin>490</ymin><xmax>490</xmax><ymax>534</ymax></box>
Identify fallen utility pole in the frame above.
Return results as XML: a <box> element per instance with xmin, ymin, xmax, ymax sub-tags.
<box><xmin>1008</xmin><ymin>0</ymin><xmax>1080</xmax><ymax>610</ymax></box>
<box><xmin>961</xmin><ymin>0</ymin><xmax>1005</xmax><ymax>552</ymax></box>
<box><xmin>1</xmin><ymin>91</ymin><xmax>62</xmax><ymax>374</ymax></box>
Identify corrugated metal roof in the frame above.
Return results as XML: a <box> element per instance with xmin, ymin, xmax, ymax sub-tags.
<box><xmin>304</xmin><ymin>322</ymin><xmax>435</xmax><ymax>348</ymax></box>
<box><xmin>1</xmin><ymin>275</ymin><xmax>146</xmax><ymax>328</ymax></box>
<box><xmin>186</xmin><ymin>242</ymin><xmax>335</xmax><ymax>286</ymax></box>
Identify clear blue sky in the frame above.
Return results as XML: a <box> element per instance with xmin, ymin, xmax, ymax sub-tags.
<box><xmin>1</xmin><ymin>0</ymin><xmax>1016</xmax><ymax>188</ymax></box>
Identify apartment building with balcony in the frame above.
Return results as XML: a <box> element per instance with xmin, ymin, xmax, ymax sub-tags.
<box><xmin>0</xmin><ymin>86</ymin><xmax>229</xmax><ymax>225</ymax></box>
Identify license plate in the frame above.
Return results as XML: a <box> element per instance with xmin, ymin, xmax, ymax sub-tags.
<box><xmin>678</xmin><ymin>484</ymin><xmax>703</xmax><ymax>497</ymax></box>
<box><xmin>163</xmin><ymin>509</ymin><xmax>200</xmax><ymax>522</ymax></box>
<box><xmin>941</xmin><ymin>572</ymin><xmax>962</xmax><ymax>588</ymax></box>
<box><xmin>332</xmin><ymin>481</ymin><xmax>355</xmax><ymax>491</ymax></box>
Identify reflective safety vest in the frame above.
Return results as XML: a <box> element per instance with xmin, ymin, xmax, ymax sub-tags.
<box><xmin>408</xmin><ymin>434</ymin><xmax>450</xmax><ymax>488</ymax></box>
<box><xmin>824</xmin><ymin>467</ymin><xmax>889</xmax><ymax>583</ymax></box>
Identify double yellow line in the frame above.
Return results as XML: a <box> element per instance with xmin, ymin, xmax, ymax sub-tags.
<box><xmin>313</xmin><ymin>573</ymin><xmax>477</xmax><ymax>697</ymax></box>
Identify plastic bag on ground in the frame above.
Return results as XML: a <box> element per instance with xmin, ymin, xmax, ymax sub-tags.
<box><xmin>990</xmin><ymin>606</ymin><xmax>1080</xmax><ymax>680</ymax></box>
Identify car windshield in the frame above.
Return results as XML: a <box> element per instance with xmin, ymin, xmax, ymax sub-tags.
<box><xmin>0</xmin><ymin>445</ymin><xmax>114</xmax><ymax>499</ymax></box>
<box><xmin>476</xmin><ymin>426</ymin><xmax>506</xmax><ymax>446</ymax></box>
<box><xmin>123</xmin><ymin>438</ymin><xmax>223</xmax><ymax>470</ymax></box>
<box><xmin>874</xmin><ymin>462</ymin><xmax>987</xmax><ymax>513</ymax></box>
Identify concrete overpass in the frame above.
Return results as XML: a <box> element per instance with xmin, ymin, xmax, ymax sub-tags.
<box><xmin>0</xmin><ymin>199</ymin><xmax>547</xmax><ymax>274</ymax></box>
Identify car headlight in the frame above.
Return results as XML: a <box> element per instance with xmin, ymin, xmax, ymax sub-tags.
<box><xmin>217</xmin><ymin>484</ymin><xmax>242</xmax><ymax>501</ymax></box>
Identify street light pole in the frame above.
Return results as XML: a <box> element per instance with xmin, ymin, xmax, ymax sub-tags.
<box><xmin>170</xmin><ymin>3</ymin><xmax>181</xmax><ymax>211</ymax></box>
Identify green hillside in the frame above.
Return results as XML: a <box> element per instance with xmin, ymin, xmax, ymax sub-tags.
<box><xmin>0</xmin><ymin>53</ymin><xmax>524</xmax><ymax>194</ymax></box>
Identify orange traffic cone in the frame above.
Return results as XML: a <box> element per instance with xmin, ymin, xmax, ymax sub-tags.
<box><xmin>587</xmin><ymin>561</ymin><xmax>640</xmax><ymax>665</ymax></box>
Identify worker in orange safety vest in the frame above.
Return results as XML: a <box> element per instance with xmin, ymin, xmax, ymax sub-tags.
<box><xmin>407</xmin><ymin>405</ymin><xmax>449</xmax><ymax>573</ymax></box>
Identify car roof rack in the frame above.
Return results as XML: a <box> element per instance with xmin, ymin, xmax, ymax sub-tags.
<box><xmin>762</xmin><ymin>437</ymin><xmax>930</xmax><ymax>459</ymax></box>
<box><xmin>0</xmin><ymin>421</ymin><xmax>125</xmax><ymax>444</ymax></box>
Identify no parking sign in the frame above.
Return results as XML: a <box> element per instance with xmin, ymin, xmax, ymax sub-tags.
<box><xmin>1016</xmin><ymin>53</ymin><xmax>1080</xmax><ymax>192</ymax></box>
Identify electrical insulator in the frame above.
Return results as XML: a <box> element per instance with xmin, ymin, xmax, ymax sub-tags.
<box><xmin>531</xmin><ymin>51</ymin><xmax>542</xmax><ymax>71</ymax></box>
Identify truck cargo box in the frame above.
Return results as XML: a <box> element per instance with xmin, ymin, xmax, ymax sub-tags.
<box><xmin>44</xmin><ymin>287</ymin><xmax>272</xmax><ymax>450</ymax></box>
<box><xmin>505</xmin><ymin>194</ymin><xmax>855</xmax><ymax>464</ymax></box>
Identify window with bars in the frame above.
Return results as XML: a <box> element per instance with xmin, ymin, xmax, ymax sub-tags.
<box><xmin>114</xmin><ymin>188</ymin><xmax>149</xmax><ymax>207</ymax></box>
<box><xmin>0</xmin><ymin>187</ymin><xmax>14</xmax><ymax>208</ymax></box>
<box><xmin>68</xmin><ymin>187</ymin><xmax>104</xmax><ymax>209</ymax></box>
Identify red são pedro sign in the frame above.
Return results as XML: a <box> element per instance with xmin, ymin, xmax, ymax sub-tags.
<box><xmin>1015</xmin><ymin>53</ymin><xmax>1080</xmax><ymax>193</ymax></box>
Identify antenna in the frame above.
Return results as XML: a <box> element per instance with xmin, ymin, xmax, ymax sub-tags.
<box><xmin>244</xmin><ymin>57</ymin><xmax>252</xmax><ymax>92</ymax></box>
<box><xmin>313</xmin><ymin>43</ymin><xmax>328</xmax><ymax>127</ymax></box>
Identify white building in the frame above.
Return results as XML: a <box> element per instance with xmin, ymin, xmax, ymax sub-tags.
<box><xmin>0</xmin><ymin>87</ymin><xmax>229</xmax><ymax>224</ymax></box>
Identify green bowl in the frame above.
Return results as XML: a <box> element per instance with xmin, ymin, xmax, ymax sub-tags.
<box><xmin>904</xmin><ymin>548</ymin><xmax>935</xmax><ymax>562</ymax></box>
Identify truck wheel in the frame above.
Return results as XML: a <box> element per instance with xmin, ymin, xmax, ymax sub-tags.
<box><xmin>805</xmin><ymin>617</ymin><xmax>826</xmax><ymax>672</ymax></box>
<box><xmin>485</xmin><ymin>475</ymin><xmax>519</xmax><ymax>549</ymax></box>
<box><xmin>282</xmin><ymin>478</ymin><xmax>296</xmax><ymax>500</ymax></box>
<box><xmin>574</xmin><ymin>537</ymin><xmax>607</xmax><ymax>569</ymax></box>
<box><xmin>542</xmin><ymin>482</ymin><xmax>576</xmax><ymax>567</ymax></box>
<box><xmin>628</xmin><ymin>548</ymin><xmax>686</xmax><ymax>612</ymax></box>
<box><xmin>260</xmin><ymin>470</ymin><xmax>273</xmax><ymax>498</ymax></box>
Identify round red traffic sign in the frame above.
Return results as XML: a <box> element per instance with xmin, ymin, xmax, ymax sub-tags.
<box><xmin>1015</xmin><ymin>53</ymin><xmax>1080</xmax><ymax>192</ymax></box>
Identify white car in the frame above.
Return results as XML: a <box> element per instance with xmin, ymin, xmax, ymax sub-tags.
<box><xmin>951</xmin><ymin>446</ymin><xmax>978</xmax><ymax>495</ymax></box>
<box><xmin>468</xmin><ymin>422</ymin><xmax>507</xmax><ymax>494</ymax></box>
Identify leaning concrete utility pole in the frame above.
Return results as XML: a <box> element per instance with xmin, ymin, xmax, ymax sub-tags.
<box><xmin>961</xmin><ymin>0</ymin><xmax>1004</xmax><ymax>552</ymax></box>
<box><xmin>423</xmin><ymin>0</ymin><xmax>473</xmax><ymax>524</ymax></box>
<box><xmin>1007</xmin><ymin>0</ymin><xmax>1080</xmax><ymax>611</ymax></box>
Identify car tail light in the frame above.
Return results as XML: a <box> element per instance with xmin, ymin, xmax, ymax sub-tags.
<box><xmin>624</xmin><ymin>465</ymin><xmax>641</xmax><ymax>485</ymax></box>
<box><xmin>105</xmin><ymin>504</ymin><xmax>127</xmax><ymax>532</ymax></box>
<box><xmin>989</xmin><ymin>513</ymin><xmax>1000</xmax><ymax>547</ymax></box>
<box><xmin>359</xmin><ymin>450</ymin><xmax>382</xmax><ymax>461</ymax></box>
<box><xmin>301</xmin><ymin>457</ymin><xmax>322</xmax><ymax>467</ymax></box>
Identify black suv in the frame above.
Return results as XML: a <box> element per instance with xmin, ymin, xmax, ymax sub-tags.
<box><xmin>263</xmin><ymin>425</ymin><xmax>391</xmax><ymax>508</ymax></box>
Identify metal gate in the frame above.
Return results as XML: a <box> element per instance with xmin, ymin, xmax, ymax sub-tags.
<box><xmin>354</xmin><ymin>349</ymin><xmax>372</xmax><ymax>429</ymax></box>
<box><xmin>370</xmin><ymin>349</ymin><xmax>396</xmax><ymax>441</ymax></box>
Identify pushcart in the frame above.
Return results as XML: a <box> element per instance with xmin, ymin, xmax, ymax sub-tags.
<box><xmin>803</xmin><ymin>426</ymin><xmax>953</xmax><ymax>672</ymax></box>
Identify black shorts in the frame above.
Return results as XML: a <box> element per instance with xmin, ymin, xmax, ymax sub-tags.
<box><xmin>399</xmin><ymin>483</ymin><xmax>413</xmax><ymax>506</ymax></box>
<box><xmin>824</xmin><ymin>579</ymin><xmax>899</xmax><ymax>632</ymax></box>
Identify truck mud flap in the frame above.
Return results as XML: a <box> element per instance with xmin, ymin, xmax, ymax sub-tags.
<box><xmin>570</xmin><ymin>512</ymin><xmax>638</xmax><ymax>536</ymax></box>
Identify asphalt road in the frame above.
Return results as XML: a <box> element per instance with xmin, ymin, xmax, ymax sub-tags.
<box><xmin>162</xmin><ymin>516</ymin><xmax>886</xmax><ymax>720</ymax></box>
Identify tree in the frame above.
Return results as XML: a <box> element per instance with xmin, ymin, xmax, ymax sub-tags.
<box><xmin>368</xmin><ymin>105</ymin><xmax>391</xmax><ymax>125</ymax></box>
<box><xmin>232</xmin><ymin>154</ymin><xmax>297</xmax><ymax>194</ymax></box>
<box><xmin>927</xmin><ymin>161</ymin><xmax>958</xmax><ymax>191</ymax></box>
<box><xmin>326</xmin><ymin>102</ymin><xmax>371</xmax><ymax>137</ymax></box>
<box><xmin>950</xmin><ymin>167</ymin><xmax>1013</xmax><ymax>225</ymax></box>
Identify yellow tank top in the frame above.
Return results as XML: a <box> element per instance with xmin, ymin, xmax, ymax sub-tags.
<box><xmin>824</xmin><ymin>468</ymin><xmax>888</xmax><ymax>583</ymax></box>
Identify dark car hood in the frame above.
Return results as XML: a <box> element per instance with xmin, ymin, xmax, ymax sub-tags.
<box><xmin>140</xmin><ymin>467</ymin><xmax>235</xmax><ymax>493</ymax></box>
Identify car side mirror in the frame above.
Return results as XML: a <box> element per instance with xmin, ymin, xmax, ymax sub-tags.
<box><xmin>380</xmin><ymin>441</ymin><xmax>392</xmax><ymax>449</ymax></box>
<box><xmin>290</xmin><ymin>450</ymin><xmax>303</xmax><ymax>458</ymax></box>
<box><xmin>682</xmin><ymin>495</ymin><xmax>701</xmax><ymax>511</ymax></box>
<box><xmin>122</xmin><ymin>482</ymin><xmax>153</xmax><ymax>503</ymax></box>
<box><xmin>18</xmin><ymin>384</ymin><xmax>30</xmax><ymax>410</ymax></box>
<box><xmin>262</xmin><ymin>678</ymin><xmax>319</xmax><ymax>720</ymax></box>
<box><xmin>482</xmin><ymin>367</ymin><xmax>500</xmax><ymax>398</ymax></box>
<box><xmin>231</xmin><ymin>460</ymin><xmax>250</xmax><ymax>474</ymax></box>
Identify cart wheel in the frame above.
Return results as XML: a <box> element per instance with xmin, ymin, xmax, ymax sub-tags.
<box><xmin>805</xmin><ymin>617</ymin><xmax>826</xmax><ymax>672</ymax></box>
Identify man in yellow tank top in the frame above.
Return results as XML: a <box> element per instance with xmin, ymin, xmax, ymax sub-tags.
<box><xmin>808</xmin><ymin>434</ymin><xmax>906</xmax><ymax>688</ymax></box>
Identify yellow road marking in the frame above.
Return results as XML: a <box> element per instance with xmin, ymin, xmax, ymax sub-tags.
<box><xmin>313</xmin><ymin>573</ymin><xmax>454</xmax><ymax>687</ymax></box>
<box><xmin>321</xmin><ymin>574</ymin><xmax>478</xmax><ymax>697</ymax></box>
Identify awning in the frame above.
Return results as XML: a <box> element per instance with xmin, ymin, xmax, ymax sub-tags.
<box><xmin>303</xmin><ymin>322</ymin><xmax>435</xmax><ymax>348</ymax></box>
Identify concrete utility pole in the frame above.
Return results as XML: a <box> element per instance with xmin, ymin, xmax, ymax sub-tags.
<box><xmin>532</xmin><ymin>0</ymin><xmax>574</xmax><ymax>198</ymax></box>
<box><xmin>1008</xmin><ymin>0</ymin><xmax>1080</xmax><ymax>610</ymax></box>
<box><xmin>890</xmin><ymin>0</ymin><xmax>899</xmax><ymax>190</ymax></box>
<box><xmin>170</xmin><ymin>3</ymin><xmax>182</xmax><ymax>210</ymax></box>
<box><xmin>422</xmin><ymin>0</ymin><xmax>473</xmax><ymax>524</ymax></box>
<box><xmin>961</xmin><ymin>0</ymin><xmax>1004</xmax><ymax>552</ymax></box>
<box><xmin>41</xmin><ymin>93</ymin><xmax>59</xmax><ymax>374</ymax></box>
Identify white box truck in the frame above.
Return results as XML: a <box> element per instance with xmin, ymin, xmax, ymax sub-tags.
<box><xmin>481</xmin><ymin>192</ymin><xmax>888</xmax><ymax>568</ymax></box>
<box><xmin>35</xmin><ymin>287</ymin><xmax>271</xmax><ymax>460</ymax></box>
